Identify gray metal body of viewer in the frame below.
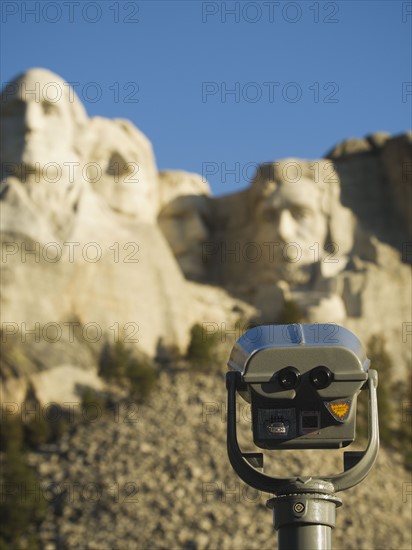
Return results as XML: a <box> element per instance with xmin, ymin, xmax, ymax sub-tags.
<box><xmin>225</xmin><ymin>323</ymin><xmax>379</xmax><ymax>550</ymax></box>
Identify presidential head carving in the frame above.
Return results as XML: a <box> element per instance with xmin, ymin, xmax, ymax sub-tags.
<box><xmin>0</xmin><ymin>68</ymin><xmax>88</xmax><ymax>178</ymax></box>
<box><xmin>250</xmin><ymin>158</ymin><xmax>354</xmax><ymax>282</ymax></box>
<box><xmin>158</xmin><ymin>171</ymin><xmax>211</xmax><ymax>280</ymax></box>
<box><xmin>87</xmin><ymin>117</ymin><xmax>159</xmax><ymax>222</ymax></box>
<box><xmin>0</xmin><ymin>69</ymin><xmax>90</xmax><ymax>239</ymax></box>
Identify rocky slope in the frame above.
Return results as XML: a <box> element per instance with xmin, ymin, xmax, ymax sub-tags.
<box><xmin>27</xmin><ymin>367</ymin><xmax>411</xmax><ymax>550</ymax></box>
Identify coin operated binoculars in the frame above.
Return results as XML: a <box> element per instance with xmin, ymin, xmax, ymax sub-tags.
<box><xmin>226</xmin><ymin>324</ymin><xmax>379</xmax><ymax>550</ymax></box>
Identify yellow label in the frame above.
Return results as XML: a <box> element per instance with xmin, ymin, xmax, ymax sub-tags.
<box><xmin>330</xmin><ymin>403</ymin><xmax>349</xmax><ymax>418</ymax></box>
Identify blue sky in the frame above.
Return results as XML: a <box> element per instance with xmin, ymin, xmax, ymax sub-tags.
<box><xmin>1</xmin><ymin>0</ymin><xmax>411</xmax><ymax>195</ymax></box>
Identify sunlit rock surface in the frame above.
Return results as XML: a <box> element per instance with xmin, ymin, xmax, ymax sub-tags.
<box><xmin>0</xmin><ymin>69</ymin><xmax>410</xmax><ymax>405</ymax></box>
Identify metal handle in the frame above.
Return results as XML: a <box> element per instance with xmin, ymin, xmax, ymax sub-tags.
<box><xmin>226</xmin><ymin>369</ymin><xmax>379</xmax><ymax>495</ymax></box>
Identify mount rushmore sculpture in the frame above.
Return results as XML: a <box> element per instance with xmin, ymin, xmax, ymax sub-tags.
<box><xmin>1</xmin><ymin>68</ymin><xmax>410</xmax><ymax>404</ymax></box>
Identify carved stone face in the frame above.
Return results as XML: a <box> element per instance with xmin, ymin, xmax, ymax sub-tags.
<box><xmin>158</xmin><ymin>195</ymin><xmax>210</xmax><ymax>280</ymax></box>
<box><xmin>256</xmin><ymin>177</ymin><xmax>328</xmax><ymax>266</ymax></box>
<box><xmin>251</xmin><ymin>157</ymin><xmax>355</xmax><ymax>286</ymax></box>
<box><xmin>88</xmin><ymin>118</ymin><xmax>159</xmax><ymax>222</ymax></box>
<box><xmin>0</xmin><ymin>68</ymin><xmax>86</xmax><ymax>176</ymax></box>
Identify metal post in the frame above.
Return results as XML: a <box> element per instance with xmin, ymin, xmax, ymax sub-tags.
<box><xmin>267</xmin><ymin>488</ymin><xmax>342</xmax><ymax>550</ymax></box>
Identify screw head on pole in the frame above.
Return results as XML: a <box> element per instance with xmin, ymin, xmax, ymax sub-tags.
<box><xmin>293</xmin><ymin>502</ymin><xmax>305</xmax><ymax>514</ymax></box>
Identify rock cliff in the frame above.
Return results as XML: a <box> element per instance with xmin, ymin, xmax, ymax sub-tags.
<box><xmin>1</xmin><ymin>68</ymin><xmax>410</xmax><ymax>400</ymax></box>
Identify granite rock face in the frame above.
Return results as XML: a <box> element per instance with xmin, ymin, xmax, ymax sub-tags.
<box><xmin>0</xmin><ymin>70</ymin><xmax>211</xmax><ymax>404</ymax></box>
<box><xmin>380</xmin><ymin>132</ymin><xmax>412</xmax><ymax>238</ymax></box>
<box><xmin>157</xmin><ymin>148</ymin><xmax>411</xmax><ymax>379</ymax></box>
<box><xmin>158</xmin><ymin>171</ymin><xmax>211</xmax><ymax>281</ymax></box>
<box><xmin>87</xmin><ymin>116</ymin><xmax>159</xmax><ymax>221</ymax></box>
<box><xmin>0</xmin><ymin>69</ymin><xmax>411</xmax><ymax>407</ymax></box>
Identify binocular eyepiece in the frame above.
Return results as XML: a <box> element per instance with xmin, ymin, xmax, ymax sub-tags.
<box><xmin>277</xmin><ymin>365</ymin><xmax>333</xmax><ymax>390</ymax></box>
